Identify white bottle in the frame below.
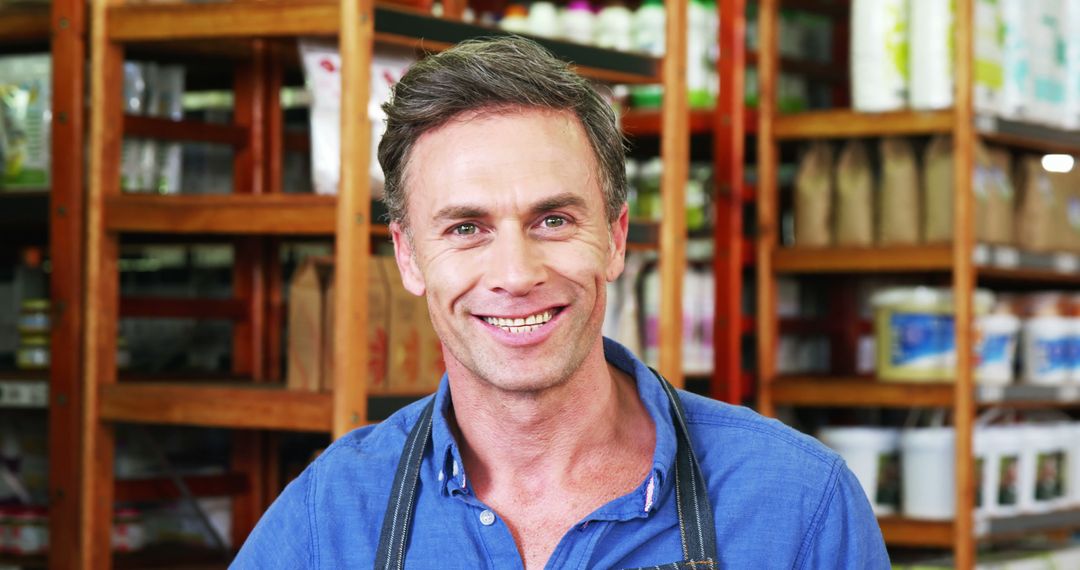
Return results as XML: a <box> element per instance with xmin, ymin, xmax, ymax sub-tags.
<box><xmin>499</xmin><ymin>3</ymin><xmax>531</xmax><ymax>34</ymax></box>
<box><xmin>850</xmin><ymin>0</ymin><xmax>909</xmax><ymax>112</ymax></box>
<box><xmin>687</xmin><ymin>0</ymin><xmax>712</xmax><ymax>108</ymax></box>
<box><xmin>631</xmin><ymin>0</ymin><xmax>665</xmax><ymax>108</ymax></box>
<box><xmin>594</xmin><ymin>0</ymin><xmax>634</xmax><ymax>51</ymax></box>
<box><xmin>909</xmin><ymin>0</ymin><xmax>954</xmax><ymax>109</ymax></box>
<box><xmin>528</xmin><ymin>0</ymin><xmax>561</xmax><ymax>38</ymax></box>
<box><xmin>561</xmin><ymin>0</ymin><xmax>596</xmax><ymax>45</ymax></box>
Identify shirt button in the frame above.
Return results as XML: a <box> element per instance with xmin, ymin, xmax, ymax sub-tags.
<box><xmin>479</xmin><ymin>510</ymin><xmax>496</xmax><ymax>526</ymax></box>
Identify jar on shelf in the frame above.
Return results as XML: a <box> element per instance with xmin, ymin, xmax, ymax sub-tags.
<box><xmin>16</xmin><ymin>335</ymin><xmax>50</xmax><ymax>371</ymax></box>
<box><xmin>10</xmin><ymin>506</ymin><xmax>48</xmax><ymax>555</ymax></box>
<box><xmin>17</xmin><ymin>299</ymin><xmax>50</xmax><ymax>335</ymax></box>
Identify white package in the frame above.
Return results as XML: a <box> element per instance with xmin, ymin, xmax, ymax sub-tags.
<box><xmin>909</xmin><ymin>0</ymin><xmax>953</xmax><ymax>109</ymax></box>
<box><xmin>850</xmin><ymin>0</ymin><xmax>908</xmax><ymax>112</ymax></box>
<box><xmin>999</xmin><ymin>0</ymin><xmax>1030</xmax><ymax>119</ymax></box>
<box><xmin>1063</xmin><ymin>0</ymin><xmax>1080</xmax><ymax>130</ymax></box>
<box><xmin>0</xmin><ymin>54</ymin><xmax>51</xmax><ymax>190</ymax></box>
<box><xmin>974</xmin><ymin>0</ymin><xmax>1004</xmax><ymax>114</ymax></box>
<box><xmin>300</xmin><ymin>40</ymin><xmax>414</xmax><ymax>197</ymax></box>
<box><xmin>1026</xmin><ymin>0</ymin><xmax>1067</xmax><ymax>128</ymax></box>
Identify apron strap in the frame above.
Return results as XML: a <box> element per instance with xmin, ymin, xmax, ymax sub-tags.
<box><xmin>373</xmin><ymin>398</ymin><xmax>436</xmax><ymax>570</ymax></box>
<box><xmin>652</xmin><ymin>368</ymin><xmax>719</xmax><ymax>563</ymax></box>
<box><xmin>373</xmin><ymin>370</ymin><xmax>719</xmax><ymax>569</ymax></box>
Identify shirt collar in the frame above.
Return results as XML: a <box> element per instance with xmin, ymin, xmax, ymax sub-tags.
<box><xmin>427</xmin><ymin>337</ymin><xmax>678</xmax><ymax>513</ymax></box>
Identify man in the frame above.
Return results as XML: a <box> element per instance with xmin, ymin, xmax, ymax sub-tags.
<box><xmin>234</xmin><ymin>36</ymin><xmax>888</xmax><ymax>569</ymax></box>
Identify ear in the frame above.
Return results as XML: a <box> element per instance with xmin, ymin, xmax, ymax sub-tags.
<box><xmin>604</xmin><ymin>203</ymin><xmax>629</xmax><ymax>282</ymax></box>
<box><xmin>390</xmin><ymin>221</ymin><xmax>426</xmax><ymax>296</ymax></box>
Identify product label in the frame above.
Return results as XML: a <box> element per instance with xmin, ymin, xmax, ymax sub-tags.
<box><xmin>876</xmin><ymin>451</ymin><xmax>901</xmax><ymax>509</ymax></box>
<box><xmin>889</xmin><ymin>313</ymin><xmax>955</xmax><ymax>368</ymax></box>
<box><xmin>998</xmin><ymin>454</ymin><xmax>1019</xmax><ymax>506</ymax></box>
<box><xmin>1035</xmin><ymin>451</ymin><xmax>1065</xmax><ymax>501</ymax></box>
<box><xmin>1034</xmin><ymin>336</ymin><xmax>1070</xmax><ymax>375</ymax></box>
<box><xmin>979</xmin><ymin>333</ymin><xmax>1013</xmax><ymax>365</ymax></box>
<box><xmin>1069</xmin><ymin>335</ymin><xmax>1080</xmax><ymax>371</ymax></box>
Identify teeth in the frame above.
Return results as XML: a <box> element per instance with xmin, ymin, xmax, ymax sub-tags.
<box><xmin>483</xmin><ymin>310</ymin><xmax>555</xmax><ymax>332</ymax></box>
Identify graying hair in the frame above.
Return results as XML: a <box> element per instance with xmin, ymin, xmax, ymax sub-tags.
<box><xmin>378</xmin><ymin>36</ymin><xmax>627</xmax><ymax>227</ymax></box>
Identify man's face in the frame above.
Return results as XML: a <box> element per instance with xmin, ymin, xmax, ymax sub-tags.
<box><xmin>390</xmin><ymin>108</ymin><xmax>628</xmax><ymax>393</ymax></box>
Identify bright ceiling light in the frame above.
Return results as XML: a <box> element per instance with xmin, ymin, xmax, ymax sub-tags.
<box><xmin>1042</xmin><ymin>154</ymin><xmax>1075</xmax><ymax>173</ymax></box>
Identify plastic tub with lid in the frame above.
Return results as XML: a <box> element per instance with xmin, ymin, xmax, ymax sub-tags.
<box><xmin>900</xmin><ymin>426</ymin><xmax>955</xmax><ymax>520</ymax></box>
<box><xmin>975</xmin><ymin>313</ymin><xmax>1021</xmax><ymax>385</ymax></box>
<box><xmin>818</xmin><ymin>427</ymin><xmax>901</xmax><ymax>515</ymax></box>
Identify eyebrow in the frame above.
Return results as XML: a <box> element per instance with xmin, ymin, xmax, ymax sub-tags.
<box><xmin>431</xmin><ymin>192</ymin><xmax>588</xmax><ymax>222</ymax></box>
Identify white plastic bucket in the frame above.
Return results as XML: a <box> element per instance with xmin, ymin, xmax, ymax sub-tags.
<box><xmin>1070</xmin><ymin>423</ymin><xmax>1080</xmax><ymax>507</ymax></box>
<box><xmin>1022</xmin><ymin>316</ymin><xmax>1071</xmax><ymax>385</ymax></box>
<box><xmin>976</xmin><ymin>314</ymin><xmax>1021</xmax><ymax>385</ymax></box>
<box><xmin>981</xmin><ymin>425</ymin><xmax>1023</xmax><ymax>517</ymax></box>
<box><xmin>818</xmin><ymin>427</ymin><xmax>901</xmax><ymax>515</ymax></box>
<box><xmin>909</xmin><ymin>0</ymin><xmax>954</xmax><ymax>109</ymax></box>
<box><xmin>1018</xmin><ymin>424</ymin><xmax>1065</xmax><ymax>513</ymax></box>
<box><xmin>901</xmin><ymin>427</ymin><xmax>955</xmax><ymax>520</ymax></box>
<box><xmin>1069</xmin><ymin>318</ymin><xmax>1080</xmax><ymax>382</ymax></box>
<box><xmin>851</xmin><ymin>0</ymin><xmax>908</xmax><ymax>112</ymax></box>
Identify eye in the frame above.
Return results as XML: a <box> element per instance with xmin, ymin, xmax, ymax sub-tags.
<box><xmin>542</xmin><ymin>215</ymin><xmax>566</xmax><ymax>229</ymax></box>
<box><xmin>451</xmin><ymin>222</ymin><xmax>477</xmax><ymax>236</ymax></box>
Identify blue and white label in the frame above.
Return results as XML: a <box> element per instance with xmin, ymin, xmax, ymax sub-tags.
<box><xmin>979</xmin><ymin>333</ymin><xmax>1013</xmax><ymax>366</ymax></box>
<box><xmin>1033</xmin><ymin>337</ymin><xmax>1070</xmax><ymax>375</ymax></box>
<box><xmin>890</xmin><ymin>313</ymin><xmax>954</xmax><ymax>367</ymax></box>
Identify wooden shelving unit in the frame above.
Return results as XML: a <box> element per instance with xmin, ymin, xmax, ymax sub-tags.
<box><xmin>78</xmin><ymin>1</ymin><xmax>690</xmax><ymax>567</ymax></box>
<box><xmin>758</xmin><ymin>0</ymin><xmax>1080</xmax><ymax>566</ymax></box>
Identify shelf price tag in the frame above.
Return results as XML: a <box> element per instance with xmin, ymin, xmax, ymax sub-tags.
<box><xmin>980</xmin><ymin>385</ymin><xmax>1004</xmax><ymax>403</ymax></box>
<box><xmin>1054</xmin><ymin>253</ymin><xmax>1079</xmax><ymax>274</ymax></box>
<box><xmin>994</xmin><ymin>247</ymin><xmax>1020</xmax><ymax>269</ymax></box>
<box><xmin>1058</xmin><ymin>385</ymin><xmax>1080</xmax><ymax>401</ymax></box>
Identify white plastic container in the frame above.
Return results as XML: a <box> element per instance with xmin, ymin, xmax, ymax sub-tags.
<box><xmin>1026</xmin><ymin>0</ymin><xmax>1067</xmax><ymax>128</ymax></box>
<box><xmin>974</xmin><ymin>0</ymin><xmax>1004</xmax><ymax>115</ymax></box>
<box><xmin>818</xmin><ymin>427</ymin><xmax>901</xmax><ymax>516</ymax></box>
<box><xmin>975</xmin><ymin>313</ymin><xmax>1021</xmax><ymax>385</ymax></box>
<box><xmin>1069</xmin><ymin>423</ymin><xmax>1080</xmax><ymax>507</ymax></box>
<box><xmin>594</xmin><ymin>2</ymin><xmax>634</xmax><ymax>51</ymax></box>
<box><xmin>527</xmin><ymin>0</ymin><xmax>561</xmax><ymax>38</ymax></box>
<box><xmin>1069</xmin><ymin>317</ymin><xmax>1080</xmax><ymax>383</ymax></box>
<box><xmin>908</xmin><ymin>0</ymin><xmax>953</xmax><ymax>109</ymax></box>
<box><xmin>850</xmin><ymin>0</ymin><xmax>909</xmax><ymax>112</ymax></box>
<box><xmin>974</xmin><ymin>427</ymin><xmax>992</xmax><ymax>518</ymax></box>
<box><xmin>633</xmin><ymin>0</ymin><xmax>666</xmax><ymax>56</ymax></box>
<box><xmin>901</xmin><ymin>426</ymin><xmax>955</xmax><ymax>520</ymax></box>
<box><xmin>982</xmin><ymin>425</ymin><xmax>1023</xmax><ymax>517</ymax></box>
<box><xmin>498</xmin><ymin>4</ymin><xmax>530</xmax><ymax>34</ymax></box>
<box><xmin>1022</xmin><ymin>316</ymin><xmax>1071</xmax><ymax>385</ymax></box>
<box><xmin>560</xmin><ymin>0</ymin><xmax>595</xmax><ymax>45</ymax></box>
<box><xmin>999</xmin><ymin>0</ymin><xmax>1029</xmax><ymax>119</ymax></box>
<box><xmin>872</xmin><ymin>288</ymin><xmax>993</xmax><ymax>382</ymax></box>
<box><xmin>1018</xmin><ymin>424</ymin><xmax>1064</xmax><ymax>513</ymax></box>
<box><xmin>1064</xmin><ymin>0</ymin><xmax>1080</xmax><ymax>130</ymax></box>
<box><xmin>686</xmin><ymin>0</ymin><xmax>713</xmax><ymax>108</ymax></box>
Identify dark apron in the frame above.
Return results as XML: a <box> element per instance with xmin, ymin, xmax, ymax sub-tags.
<box><xmin>373</xmin><ymin>370</ymin><xmax>719</xmax><ymax>570</ymax></box>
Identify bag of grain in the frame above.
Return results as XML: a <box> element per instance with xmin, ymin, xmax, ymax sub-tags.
<box><xmin>878</xmin><ymin>137</ymin><xmax>920</xmax><ymax>245</ymax></box>
<box><xmin>988</xmin><ymin>148</ymin><xmax>1016</xmax><ymax>245</ymax></box>
<box><xmin>835</xmin><ymin>140</ymin><xmax>874</xmax><ymax>246</ymax></box>
<box><xmin>795</xmin><ymin>141</ymin><xmax>833</xmax><ymax>247</ymax></box>
<box><xmin>922</xmin><ymin>136</ymin><xmax>953</xmax><ymax>243</ymax></box>
<box><xmin>1015</xmin><ymin>155</ymin><xmax>1056</xmax><ymax>251</ymax></box>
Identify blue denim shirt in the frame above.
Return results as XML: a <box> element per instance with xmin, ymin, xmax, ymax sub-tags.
<box><xmin>233</xmin><ymin>338</ymin><xmax>889</xmax><ymax>569</ymax></box>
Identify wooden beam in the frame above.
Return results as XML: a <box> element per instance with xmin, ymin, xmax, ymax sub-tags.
<box><xmin>0</xmin><ymin>6</ymin><xmax>51</xmax><ymax>45</ymax></box>
<box><xmin>334</xmin><ymin>0</ymin><xmax>374</xmax><ymax>438</ymax></box>
<box><xmin>878</xmin><ymin>517</ymin><xmax>954</xmax><ymax>548</ymax></box>
<box><xmin>755</xmin><ymin>0</ymin><xmax>779</xmax><ymax>417</ymax></box>
<box><xmin>104</xmin><ymin>194</ymin><xmax>338</xmax><ymax>235</ymax></box>
<box><xmin>770</xmin><ymin>377</ymin><xmax>955</xmax><ymax>408</ymax></box>
<box><xmin>115</xmin><ymin>473</ymin><xmax>249</xmax><ymax>503</ymax></box>
<box><xmin>774</xmin><ymin>109</ymin><xmax>954</xmax><ymax>140</ymax></box>
<box><xmin>99</xmin><ymin>383</ymin><xmax>334</xmax><ymax>432</ymax></box>
<box><xmin>772</xmin><ymin>244</ymin><xmax>954</xmax><ymax>273</ymax></box>
<box><xmin>108</xmin><ymin>0</ymin><xmax>339</xmax><ymax>41</ymax></box>
<box><xmin>124</xmin><ymin>115</ymin><xmax>249</xmax><ymax>146</ymax></box>
<box><xmin>657</xmin><ymin>0</ymin><xmax>689</xmax><ymax>386</ymax></box>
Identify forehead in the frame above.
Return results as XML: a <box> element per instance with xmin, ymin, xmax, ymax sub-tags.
<box><xmin>402</xmin><ymin>108</ymin><xmax>603</xmax><ymax>222</ymax></box>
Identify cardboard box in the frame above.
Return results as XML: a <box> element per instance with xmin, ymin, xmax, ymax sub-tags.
<box><xmin>286</xmin><ymin>256</ymin><xmax>390</xmax><ymax>393</ymax></box>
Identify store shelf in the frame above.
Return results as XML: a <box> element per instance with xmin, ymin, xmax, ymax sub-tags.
<box><xmin>879</xmin><ymin>517</ymin><xmax>953</xmax><ymax>548</ymax></box>
<box><xmin>124</xmin><ymin>115</ymin><xmax>247</xmax><ymax>147</ymax></box>
<box><xmin>977</xmin><ymin>509</ymin><xmax>1080</xmax><ymax>540</ymax></box>
<box><xmin>774</xmin><ymin>109</ymin><xmax>954</xmax><ymax>140</ymax></box>
<box><xmin>976</xmin><ymin>114</ymin><xmax>1080</xmax><ymax>155</ymax></box>
<box><xmin>0</xmin><ymin>5</ymin><xmax>51</xmax><ymax>47</ymax></box>
<box><xmin>99</xmin><ymin>382</ymin><xmax>335</xmax><ymax>431</ymax></box>
<box><xmin>104</xmin><ymin>194</ymin><xmax>338</xmax><ymax>236</ymax></box>
<box><xmin>772</xmin><ymin>244</ymin><xmax>954</xmax><ymax>273</ymax></box>
<box><xmin>107</xmin><ymin>2</ymin><xmax>660</xmax><ymax>85</ymax></box>
<box><xmin>771</xmin><ymin>377</ymin><xmax>954</xmax><ymax>408</ymax></box>
<box><xmin>621</xmin><ymin>108</ymin><xmax>758</xmax><ymax>138</ymax></box>
<box><xmin>115</xmin><ymin>472</ymin><xmax>249</xmax><ymax>502</ymax></box>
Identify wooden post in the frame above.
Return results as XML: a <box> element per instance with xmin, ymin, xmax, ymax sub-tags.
<box><xmin>713</xmin><ymin>0</ymin><xmax>746</xmax><ymax>404</ymax></box>
<box><xmin>952</xmin><ymin>0</ymin><xmax>976</xmax><ymax>566</ymax></box>
<box><xmin>47</xmin><ymin>0</ymin><xmax>86</xmax><ymax>565</ymax></box>
<box><xmin>658</xmin><ymin>0</ymin><xmax>688</xmax><ymax>386</ymax></box>
<box><xmin>755</xmin><ymin>0</ymin><xmax>778</xmax><ymax>417</ymax></box>
<box><xmin>82</xmin><ymin>0</ymin><xmax>124</xmax><ymax>565</ymax></box>
<box><xmin>335</xmin><ymin>0</ymin><xmax>375</xmax><ymax>437</ymax></box>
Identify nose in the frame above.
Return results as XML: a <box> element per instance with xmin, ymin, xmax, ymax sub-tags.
<box><xmin>484</xmin><ymin>227</ymin><xmax>546</xmax><ymax>296</ymax></box>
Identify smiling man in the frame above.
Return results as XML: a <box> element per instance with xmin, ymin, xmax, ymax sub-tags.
<box><xmin>233</xmin><ymin>37</ymin><xmax>888</xmax><ymax>569</ymax></box>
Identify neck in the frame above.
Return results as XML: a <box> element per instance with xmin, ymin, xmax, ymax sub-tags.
<box><xmin>448</xmin><ymin>340</ymin><xmax>648</xmax><ymax>494</ymax></box>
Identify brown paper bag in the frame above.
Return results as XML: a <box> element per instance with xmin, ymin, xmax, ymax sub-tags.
<box><xmin>1049</xmin><ymin>168</ymin><xmax>1080</xmax><ymax>252</ymax></box>
<box><xmin>795</xmin><ymin>141</ymin><xmax>833</xmax><ymax>247</ymax></box>
<box><xmin>987</xmin><ymin>147</ymin><xmax>1016</xmax><ymax>245</ymax></box>
<box><xmin>287</xmin><ymin>257</ymin><xmax>334</xmax><ymax>392</ymax></box>
<box><xmin>878</xmin><ymin>137</ymin><xmax>920</xmax><ymax>245</ymax></box>
<box><xmin>1015</xmin><ymin>155</ymin><xmax>1056</xmax><ymax>251</ymax></box>
<box><xmin>973</xmin><ymin>141</ymin><xmax>994</xmax><ymax>243</ymax></box>
<box><xmin>384</xmin><ymin>257</ymin><xmax>424</xmax><ymax>391</ymax></box>
<box><xmin>834</xmin><ymin>140</ymin><xmax>874</xmax><ymax>246</ymax></box>
<box><xmin>922</xmin><ymin>136</ymin><xmax>953</xmax><ymax>243</ymax></box>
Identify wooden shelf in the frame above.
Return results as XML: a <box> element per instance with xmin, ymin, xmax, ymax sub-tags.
<box><xmin>772</xmin><ymin>244</ymin><xmax>954</xmax><ymax>273</ymax></box>
<box><xmin>747</xmin><ymin>51</ymin><xmax>847</xmax><ymax>83</ymax></box>
<box><xmin>124</xmin><ymin>115</ymin><xmax>248</xmax><ymax>147</ymax></box>
<box><xmin>0</xmin><ymin>5</ymin><xmax>51</xmax><ymax>47</ymax></box>
<box><xmin>104</xmin><ymin>194</ymin><xmax>338</xmax><ymax>235</ymax></box>
<box><xmin>100</xmin><ymin>382</ymin><xmax>334</xmax><ymax>431</ymax></box>
<box><xmin>115</xmin><ymin>472</ymin><xmax>248</xmax><ymax>502</ymax></box>
<box><xmin>771</xmin><ymin>377</ymin><xmax>954</xmax><ymax>408</ymax></box>
<box><xmin>879</xmin><ymin>517</ymin><xmax>953</xmax><ymax>548</ymax></box>
<box><xmin>774</xmin><ymin>109</ymin><xmax>955</xmax><ymax>140</ymax></box>
<box><xmin>622</xmin><ymin>109</ymin><xmax>716</xmax><ymax>137</ymax></box>
<box><xmin>107</xmin><ymin>2</ymin><xmax>660</xmax><ymax>85</ymax></box>
<box><xmin>976</xmin><ymin>114</ymin><xmax>1080</xmax><ymax>155</ymax></box>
